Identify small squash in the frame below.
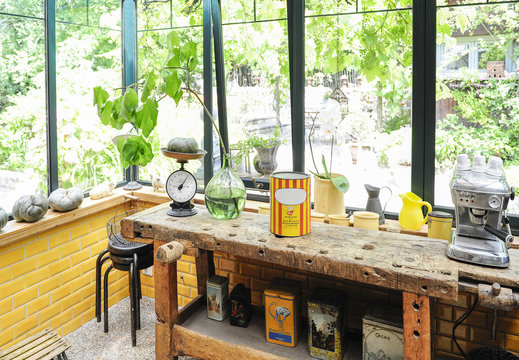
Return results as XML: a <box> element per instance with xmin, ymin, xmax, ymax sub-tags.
<box><xmin>48</xmin><ymin>187</ymin><xmax>84</xmax><ymax>212</ymax></box>
<box><xmin>166</xmin><ymin>137</ymin><xmax>199</xmax><ymax>154</ymax></box>
<box><xmin>12</xmin><ymin>192</ymin><xmax>49</xmax><ymax>223</ymax></box>
<box><xmin>0</xmin><ymin>207</ymin><xmax>8</xmax><ymax>230</ymax></box>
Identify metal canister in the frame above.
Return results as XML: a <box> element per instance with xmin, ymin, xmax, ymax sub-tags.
<box><xmin>206</xmin><ymin>275</ymin><xmax>229</xmax><ymax>321</ymax></box>
<box><xmin>427</xmin><ymin>211</ymin><xmax>453</xmax><ymax>240</ymax></box>
<box><xmin>362</xmin><ymin>303</ymin><xmax>404</xmax><ymax>360</ymax></box>
<box><xmin>270</xmin><ymin>172</ymin><xmax>311</xmax><ymax>237</ymax></box>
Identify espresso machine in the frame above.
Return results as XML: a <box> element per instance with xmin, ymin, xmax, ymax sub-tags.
<box><xmin>448</xmin><ymin>154</ymin><xmax>515</xmax><ymax>268</ymax></box>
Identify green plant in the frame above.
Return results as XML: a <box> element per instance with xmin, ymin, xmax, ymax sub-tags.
<box><xmin>231</xmin><ymin>126</ymin><xmax>285</xmax><ymax>170</ymax></box>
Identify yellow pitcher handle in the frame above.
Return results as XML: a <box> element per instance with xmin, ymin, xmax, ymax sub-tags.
<box><xmin>420</xmin><ymin>201</ymin><xmax>433</xmax><ymax>227</ymax></box>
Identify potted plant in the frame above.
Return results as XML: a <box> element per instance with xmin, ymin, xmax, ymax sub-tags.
<box><xmin>309</xmin><ymin>99</ymin><xmax>349</xmax><ymax>218</ymax></box>
<box><xmin>94</xmin><ymin>32</ymin><xmax>246</xmax><ymax>219</ymax></box>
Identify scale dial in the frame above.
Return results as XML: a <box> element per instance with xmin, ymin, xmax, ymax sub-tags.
<box><xmin>166</xmin><ymin>169</ymin><xmax>197</xmax><ymax>204</ymax></box>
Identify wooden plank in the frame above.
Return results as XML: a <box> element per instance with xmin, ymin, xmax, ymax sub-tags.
<box><xmin>403</xmin><ymin>292</ymin><xmax>431</xmax><ymax>360</ymax></box>
<box><xmin>154</xmin><ymin>239</ymin><xmax>179</xmax><ymax>359</ymax></box>
<box><xmin>24</xmin><ymin>340</ymin><xmax>69</xmax><ymax>360</ymax></box>
<box><xmin>178</xmin><ymin>295</ymin><xmax>205</xmax><ymax>324</ymax></box>
<box><xmin>172</xmin><ymin>326</ymin><xmax>289</xmax><ymax>360</ymax></box>
<box><xmin>121</xmin><ymin>205</ymin><xmax>460</xmax><ymax>299</ymax></box>
<box><xmin>0</xmin><ymin>191</ymin><xmax>129</xmax><ymax>248</ymax></box>
<box><xmin>195</xmin><ymin>249</ymin><xmax>213</xmax><ymax>299</ymax></box>
<box><xmin>0</xmin><ymin>329</ymin><xmax>52</xmax><ymax>357</ymax></box>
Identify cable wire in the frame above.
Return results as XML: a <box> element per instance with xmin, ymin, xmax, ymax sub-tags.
<box><xmin>453</xmin><ymin>294</ymin><xmax>479</xmax><ymax>358</ymax></box>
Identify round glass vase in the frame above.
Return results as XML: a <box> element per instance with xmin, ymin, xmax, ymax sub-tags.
<box><xmin>205</xmin><ymin>154</ymin><xmax>247</xmax><ymax>220</ymax></box>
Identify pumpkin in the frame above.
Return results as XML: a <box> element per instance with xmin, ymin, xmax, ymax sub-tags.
<box><xmin>167</xmin><ymin>137</ymin><xmax>199</xmax><ymax>154</ymax></box>
<box><xmin>0</xmin><ymin>207</ymin><xmax>8</xmax><ymax>230</ymax></box>
<box><xmin>48</xmin><ymin>187</ymin><xmax>84</xmax><ymax>212</ymax></box>
<box><xmin>12</xmin><ymin>192</ymin><xmax>49</xmax><ymax>223</ymax></box>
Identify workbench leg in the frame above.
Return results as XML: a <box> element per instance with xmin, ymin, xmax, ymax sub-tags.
<box><xmin>154</xmin><ymin>240</ymin><xmax>179</xmax><ymax>360</ymax></box>
<box><xmin>403</xmin><ymin>292</ymin><xmax>431</xmax><ymax>360</ymax></box>
<box><xmin>196</xmin><ymin>249</ymin><xmax>215</xmax><ymax>298</ymax></box>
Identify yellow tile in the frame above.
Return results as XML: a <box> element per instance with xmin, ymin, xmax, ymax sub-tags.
<box><xmin>60</xmin><ymin>239</ymin><xmax>81</xmax><ymax>258</ymax></box>
<box><xmin>71</xmin><ymin>273</ymin><xmax>91</xmax><ymax>292</ymax></box>
<box><xmin>25</xmin><ymin>239</ymin><xmax>49</xmax><ymax>258</ymax></box>
<box><xmin>0</xmin><ymin>268</ymin><xmax>11</xmax><ymax>284</ymax></box>
<box><xmin>178</xmin><ymin>284</ymin><xmax>191</xmax><ymax>297</ymax></box>
<box><xmin>81</xmin><ymin>258</ymin><xmax>96</xmax><ymax>274</ymax></box>
<box><xmin>12</xmin><ymin>258</ymin><xmax>37</xmax><ymax>279</ymax></box>
<box><xmin>73</xmin><ymin>298</ymin><xmax>91</xmax><ymax>317</ymax></box>
<box><xmin>27</xmin><ymin>295</ymin><xmax>50</xmax><ymax>316</ymax></box>
<box><xmin>39</xmin><ymin>302</ymin><xmax>61</xmax><ymax>323</ymax></box>
<box><xmin>191</xmin><ymin>288</ymin><xmax>198</xmax><ymax>298</ymax></box>
<box><xmin>37</xmin><ymin>248</ymin><xmax>60</xmax><ymax>268</ymax></box>
<box><xmin>49</xmin><ymin>230</ymin><xmax>71</xmax><ymax>249</ymax></box>
<box><xmin>90</xmin><ymin>216</ymin><xmax>107</xmax><ymax>231</ymax></box>
<box><xmin>26</xmin><ymin>266</ymin><xmax>49</xmax><ymax>287</ymax></box>
<box><xmin>0</xmin><ymin>298</ymin><xmax>12</xmax><ymax>317</ymax></box>
<box><xmin>108</xmin><ymin>278</ymin><xmax>127</xmax><ymax>295</ymax></box>
<box><xmin>60</xmin><ymin>218</ymin><xmax>83</xmax><ymax>231</ymax></box>
<box><xmin>37</xmin><ymin>226</ymin><xmax>59</xmax><ymax>239</ymax></box>
<box><xmin>51</xmin><ymin>308</ymin><xmax>73</xmax><ymax>329</ymax></box>
<box><xmin>71</xmin><ymin>223</ymin><xmax>90</xmax><ymax>240</ymax></box>
<box><xmin>181</xmin><ymin>273</ymin><xmax>198</xmax><ymax>288</ymax></box>
<box><xmin>50</xmin><ymin>283</ymin><xmax>72</xmax><ymax>304</ymax></box>
<box><xmin>38</xmin><ymin>275</ymin><xmax>61</xmax><ymax>295</ymax></box>
<box><xmin>13</xmin><ymin>286</ymin><xmax>38</xmax><ymax>308</ymax></box>
<box><xmin>61</xmin><ymin>316</ymin><xmax>83</xmax><ymax>336</ymax></box>
<box><xmin>61</xmin><ymin>264</ymin><xmax>82</xmax><ymax>285</ymax></box>
<box><xmin>81</xmin><ymin>232</ymin><xmax>99</xmax><ymax>249</ymax></box>
<box><xmin>0</xmin><ymin>328</ymin><xmax>14</xmax><ymax>349</ymax></box>
<box><xmin>9</xmin><ymin>235</ymin><xmax>37</xmax><ymax>250</ymax></box>
<box><xmin>91</xmin><ymin>240</ymin><xmax>108</xmax><ymax>257</ymax></box>
<box><xmin>0</xmin><ymin>248</ymin><xmax>23</xmax><ymax>269</ymax></box>
<box><xmin>99</xmin><ymin>208</ymin><xmax>117</xmax><ymax>217</ymax></box>
<box><xmin>62</xmin><ymin>292</ymin><xmax>82</xmax><ymax>310</ymax></box>
<box><xmin>71</xmin><ymin>248</ymin><xmax>91</xmax><ymax>266</ymax></box>
<box><xmin>0</xmin><ymin>245</ymin><xmax>9</xmax><ymax>254</ymax></box>
<box><xmin>0</xmin><ymin>306</ymin><xmax>26</xmax><ymax>331</ymax></box>
<box><xmin>82</xmin><ymin>307</ymin><xmax>95</xmax><ymax>324</ymax></box>
<box><xmin>177</xmin><ymin>261</ymin><xmax>190</xmax><ymax>273</ymax></box>
<box><xmin>98</xmin><ymin>227</ymin><xmax>108</xmax><ymax>240</ymax></box>
<box><xmin>140</xmin><ymin>274</ymin><xmax>153</xmax><ymax>287</ymax></box>
<box><xmin>26</xmin><ymin>320</ymin><xmax>50</xmax><ymax>337</ymax></box>
<box><xmin>0</xmin><ymin>277</ymin><xmax>25</xmax><ymax>299</ymax></box>
<box><xmin>147</xmin><ymin>286</ymin><xmax>155</xmax><ymax>298</ymax></box>
<box><xmin>107</xmin><ymin>293</ymin><xmax>118</xmax><ymax>308</ymax></box>
<box><xmin>13</xmin><ymin>313</ymin><xmax>38</xmax><ymax>338</ymax></box>
<box><xmin>82</xmin><ymin>283</ymin><xmax>95</xmax><ymax>300</ymax></box>
<box><xmin>181</xmin><ymin>255</ymin><xmax>196</xmax><ymax>263</ymax></box>
<box><xmin>50</xmin><ymin>257</ymin><xmax>71</xmax><ymax>276</ymax></box>
<box><xmin>117</xmin><ymin>288</ymin><xmax>130</xmax><ymax>302</ymax></box>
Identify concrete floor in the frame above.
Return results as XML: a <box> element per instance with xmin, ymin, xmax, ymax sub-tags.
<box><xmin>64</xmin><ymin>296</ymin><xmax>193</xmax><ymax>360</ymax></box>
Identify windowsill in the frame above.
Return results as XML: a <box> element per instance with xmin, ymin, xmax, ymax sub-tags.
<box><xmin>0</xmin><ymin>188</ymin><xmax>132</xmax><ymax>248</ymax></box>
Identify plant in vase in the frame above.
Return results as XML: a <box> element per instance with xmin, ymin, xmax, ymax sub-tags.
<box><xmin>309</xmin><ymin>99</ymin><xmax>350</xmax><ymax>218</ymax></box>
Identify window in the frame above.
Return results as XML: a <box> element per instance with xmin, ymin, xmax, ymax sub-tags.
<box><xmin>0</xmin><ymin>5</ymin><xmax>47</xmax><ymax>212</ymax></box>
<box><xmin>435</xmin><ymin>1</ymin><xmax>519</xmax><ymax>217</ymax></box>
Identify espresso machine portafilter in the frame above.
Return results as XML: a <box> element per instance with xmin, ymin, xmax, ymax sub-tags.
<box><xmin>447</xmin><ymin>154</ymin><xmax>515</xmax><ymax>268</ymax></box>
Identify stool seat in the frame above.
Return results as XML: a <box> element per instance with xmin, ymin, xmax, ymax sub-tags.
<box><xmin>108</xmin><ymin>233</ymin><xmax>153</xmax><ymax>257</ymax></box>
<box><xmin>109</xmin><ymin>252</ymin><xmax>154</xmax><ymax>272</ymax></box>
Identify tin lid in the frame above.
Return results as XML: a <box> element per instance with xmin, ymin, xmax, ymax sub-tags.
<box><xmin>363</xmin><ymin>303</ymin><xmax>403</xmax><ymax>329</ymax></box>
<box><xmin>207</xmin><ymin>275</ymin><xmax>228</xmax><ymax>287</ymax></box>
<box><xmin>309</xmin><ymin>288</ymin><xmax>347</xmax><ymax>308</ymax></box>
<box><xmin>264</xmin><ymin>278</ymin><xmax>302</xmax><ymax>299</ymax></box>
<box><xmin>271</xmin><ymin>171</ymin><xmax>309</xmax><ymax>180</ymax></box>
<box><xmin>429</xmin><ymin>211</ymin><xmax>452</xmax><ymax>219</ymax></box>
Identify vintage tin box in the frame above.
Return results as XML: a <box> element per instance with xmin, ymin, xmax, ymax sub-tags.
<box><xmin>270</xmin><ymin>172</ymin><xmax>311</xmax><ymax>237</ymax></box>
<box><xmin>230</xmin><ymin>283</ymin><xmax>252</xmax><ymax>327</ymax></box>
<box><xmin>308</xmin><ymin>288</ymin><xmax>347</xmax><ymax>360</ymax></box>
<box><xmin>362</xmin><ymin>303</ymin><xmax>404</xmax><ymax>360</ymax></box>
<box><xmin>264</xmin><ymin>278</ymin><xmax>302</xmax><ymax>347</ymax></box>
<box><xmin>206</xmin><ymin>275</ymin><xmax>229</xmax><ymax>321</ymax></box>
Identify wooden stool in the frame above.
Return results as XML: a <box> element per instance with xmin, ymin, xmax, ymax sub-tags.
<box><xmin>0</xmin><ymin>328</ymin><xmax>70</xmax><ymax>360</ymax></box>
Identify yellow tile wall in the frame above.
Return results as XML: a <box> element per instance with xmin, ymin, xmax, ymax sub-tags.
<box><xmin>0</xmin><ymin>197</ymin><xmax>200</xmax><ymax>351</ymax></box>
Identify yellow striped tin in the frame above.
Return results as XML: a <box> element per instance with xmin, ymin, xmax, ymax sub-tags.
<box><xmin>270</xmin><ymin>172</ymin><xmax>311</xmax><ymax>237</ymax></box>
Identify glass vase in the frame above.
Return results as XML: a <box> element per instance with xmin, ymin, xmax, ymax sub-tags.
<box><xmin>205</xmin><ymin>154</ymin><xmax>246</xmax><ymax>219</ymax></box>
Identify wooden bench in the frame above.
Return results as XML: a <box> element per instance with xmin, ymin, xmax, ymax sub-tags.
<box><xmin>0</xmin><ymin>328</ymin><xmax>70</xmax><ymax>360</ymax></box>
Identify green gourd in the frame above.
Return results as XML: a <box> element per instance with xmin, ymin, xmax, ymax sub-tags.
<box><xmin>0</xmin><ymin>207</ymin><xmax>8</xmax><ymax>230</ymax></box>
<box><xmin>48</xmin><ymin>187</ymin><xmax>84</xmax><ymax>212</ymax></box>
<box><xmin>12</xmin><ymin>192</ymin><xmax>49</xmax><ymax>223</ymax></box>
<box><xmin>166</xmin><ymin>137</ymin><xmax>199</xmax><ymax>154</ymax></box>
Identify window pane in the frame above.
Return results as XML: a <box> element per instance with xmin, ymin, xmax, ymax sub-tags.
<box><xmin>223</xmin><ymin>13</ymin><xmax>292</xmax><ymax>180</ymax></box>
<box><xmin>0</xmin><ymin>0</ymin><xmax>44</xmax><ymax>18</ymax></box>
<box><xmin>304</xmin><ymin>6</ymin><xmax>413</xmax><ymax>213</ymax></box>
<box><xmin>0</xmin><ymin>15</ymin><xmax>47</xmax><ymax>212</ymax></box>
<box><xmin>435</xmin><ymin>3</ymin><xmax>519</xmax><ymax>215</ymax></box>
<box><xmin>138</xmin><ymin>0</ymin><xmax>203</xmax><ymax>31</ymax></box>
<box><xmin>137</xmin><ymin>28</ymin><xmax>205</xmax><ymax>186</ymax></box>
<box><xmin>56</xmin><ymin>3</ymin><xmax>123</xmax><ymax>191</ymax></box>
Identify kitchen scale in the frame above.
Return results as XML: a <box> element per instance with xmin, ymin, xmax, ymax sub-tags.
<box><xmin>161</xmin><ymin>148</ymin><xmax>207</xmax><ymax>217</ymax></box>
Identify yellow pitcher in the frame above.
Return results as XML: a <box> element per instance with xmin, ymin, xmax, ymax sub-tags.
<box><xmin>398</xmin><ymin>192</ymin><xmax>432</xmax><ymax>230</ymax></box>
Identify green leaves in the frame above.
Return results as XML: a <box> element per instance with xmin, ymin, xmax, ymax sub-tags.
<box><xmin>116</xmin><ymin>135</ymin><xmax>154</xmax><ymax>168</ymax></box>
<box><xmin>135</xmin><ymin>99</ymin><xmax>158</xmax><ymax>137</ymax></box>
<box><xmin>331</xmin><ymin>175</ymin><xmax>350</xmax><ymax>193</ymax></box>
<box><xmin>164</xmin><ymin>71</ymin><xmax>183</xmax><ymax>105</ymax></box>
<box><xmin>322</xmin><ymin>155</ymin><xmax>330</xmax><ymax>179</ymax></box>
<box><xmin>141</xmin><ymin>71</ymin><xmax>157</xmax><ymax>102</ymax></box>
<box><xmin>93</xmin><ymin>86</ymin><xmax>109</xmax><ymax>108</ymax></box>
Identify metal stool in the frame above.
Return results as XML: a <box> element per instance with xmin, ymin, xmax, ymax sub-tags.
<box><xmin>95</xmin><ymin>234</ymin><xmax>153</xmax><ymax>346</ymax></box>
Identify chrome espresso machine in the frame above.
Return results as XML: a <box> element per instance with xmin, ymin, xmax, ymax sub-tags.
<box><xmin>448</xmin><ymin>154</ymin><xmax>515</xmax><ymax>268</ymax></box>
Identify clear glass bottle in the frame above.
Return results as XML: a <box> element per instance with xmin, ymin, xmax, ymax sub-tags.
<box><xmin>205</xmin><ymin>154</ymin><xmax>246</xmax><ymax>219</ymax></box>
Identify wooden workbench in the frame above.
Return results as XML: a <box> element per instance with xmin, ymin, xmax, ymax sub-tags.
<box><xmin>121</xmin><ymin>203</ymin><xmax>519</xmax><ymax>360</ymax></box>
